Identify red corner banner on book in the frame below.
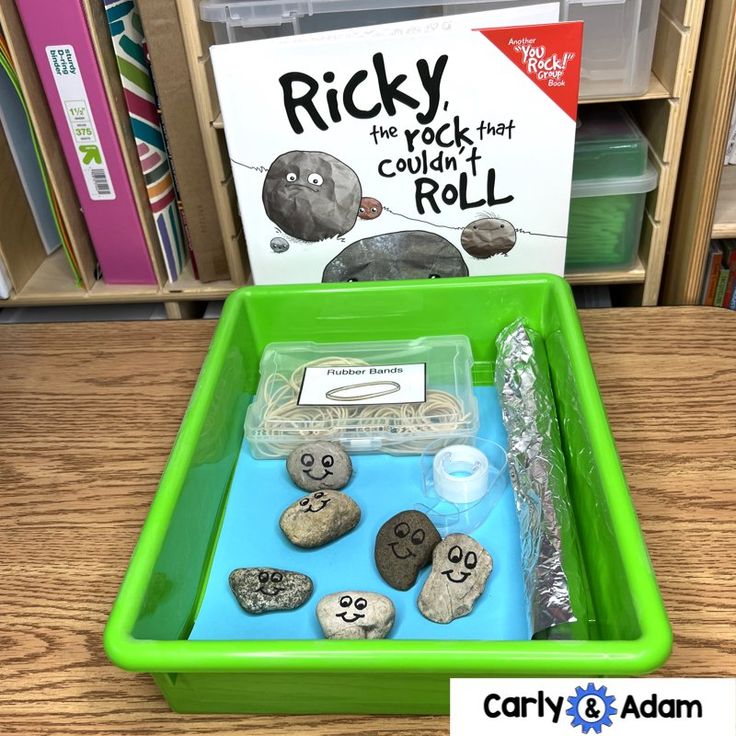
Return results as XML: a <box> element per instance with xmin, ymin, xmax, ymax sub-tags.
<box><xmin>478</xmin><ymin>23</ymin><xmax>583</xmax><ymax>121</ymax></box>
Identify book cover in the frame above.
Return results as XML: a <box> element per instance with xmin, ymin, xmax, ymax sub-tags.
<box><xmin>102</xmin><ymin>0</ymin><xmax>186</xmax><ymax>282</ymax></box>
<box><xmin>15</xmin><ymin>0</ymin><xmax>156</xmax><ymax>284</ymax></box>
<box><xmin>212</xmin><ymin>11</ymin><xmax>582</xmax><ymax>285</ymax></box>
<box><xmin>701</xmin><ymin>241</ymin><xmax>724</xmax><ymax>305</ymax></box>
<box><xmin>714</xmin><ymin>265</ymin><xmax>730</xmax><ymax>307</ymax></box>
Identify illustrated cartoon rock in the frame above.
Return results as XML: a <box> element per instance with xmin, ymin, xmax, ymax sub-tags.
<box><xmin>317</xmin><ymin>591</ymin><xmax>395</xmax><ymax>639</ymax></box>
<box><xmin>374</xmin><ymin>510</ymin><xmax>441</xmax><ymax>590</ymax></box>
<box><xmin>358</xmin><ymin>197</ymin><xmax>383</xmax><ymax>220</ymax></box>
<box><xmin>229</xmin><ymin>567</ymin><xmax>313</xmax><ymax>614</ymax></box>
<box><xmin>286</xmin><ymin>440</ymin><xmax>353</xmax><ymax>491</ymax></box>
<box><xmin>262</xmin><ymin>151</ymin><xmax>361</xmax><ymax>241</ymax></box>
<box><xmin>418</xmin><ymin>533</ymin><xmax>492</xmax><ymax>623</ymax></box>
<box><xmin>460</xmin><ymin>217</ymin><xmax>516</xmax><ymax>258</ymax></box>
<box><xmin>322</xmin><ymin>231</ymin><xmax>469</xmax><ymax>282</ymax></box>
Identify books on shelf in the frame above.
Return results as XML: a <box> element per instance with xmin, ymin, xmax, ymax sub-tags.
<box><xmin>101</xmin><ymin>0</ymin><xmax>186</xmax><ymax>282</ymax></box>
<box><xmin>0</xmin><ymin>27</ymin><xmax>82</xmax><ymax>284</ymax></box>
<box><xmin>15</xmin><ymin>0</ymin><xmax>158</xmax><ymax>284</ymax></box>
<box><xmin>704</xmin><ymin>239</ymin><xmax>736</xmax><ymax>309</ymax></box>
<box><xmin>212</xmin><ymin>8</ymin><xmax>582</xmax><ymax>285</ymax></box>
<box><xmin>137</xmin><ymin>0</ymin><xmax>231</xmax><ymax>282</ymax></box>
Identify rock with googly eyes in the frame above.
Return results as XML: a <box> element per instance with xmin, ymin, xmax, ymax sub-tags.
<box><xmin>279</xmin><ymin>490</ymin><xmax>361</xmax><ymax>548</ymax></box>
<box><xmin>286</xmin><ymin>441</ymin><xmax>352</xmax><ymax>492</ymax></box>
<box><xmin>317</xmin><ymin>591</ymin><xmax>395</xmax><ymax>639</ymax></box>
<box><xmin>374</xmin><ymin>510</ymin><xmax>441</xmax><ymax>590</ymax></box>
<box><xmin>418</xmin><ymin>534</ymin><xmax>492</xmax><ymax>623</ymax></box>
<box><xmin>229</xmin><ymin>567</ymin><xmax>313</xmax><ymax>614</ymax></box>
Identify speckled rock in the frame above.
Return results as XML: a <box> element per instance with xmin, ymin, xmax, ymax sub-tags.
<box><xmin>418</xmin><ymin>534</ymin><xmax>492</xmax><ymax>624</ymax></box>
<box><xmin>279</xmin><ymin>490</ymin><xmax>360</xmax><ymax>548</ymax></box>
<box><xmin>229</xmin><ymin>567</ymin><xmax>313</xmax><ymax>614</ymax></box>
<box><xmin>317</xmin><ymin>591</ymin><xmax>395</xmax><ymax>639</ymax></box>
<box><xmin>286</xmin><ymin>441</ymin><xmax>352</xmax><ymax>492</ymax></box>
<box><xmin>374</xmin><ymin>510</ymin><xmax>441</xmax><ymax>590</ymax></box>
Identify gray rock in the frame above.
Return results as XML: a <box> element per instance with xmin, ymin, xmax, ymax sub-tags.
<box><xmin>317</xmin><ymin>591</ymin><xmax>395</xmax><ymax>639</ymax></box>
<box><xmin>417</xmin><ymin>534</ymin><xmax>492</xmax><ymax>624</ymax></box>
<box><xmin>229</xmin><ymin>567</ymin><xmax>313</xmax><ymax>614</ymax></box>
<box><xmin>322</xmin><ymin>230</ymin><xmax>469</xmax><ymax>282</ymax></box>
<box><xmin>286</xmin><ymin>441</ymin><xmax>352</xmax><ymax>492</ymax></box>
<box><xmin>262</xmin><ymin>151</ymin><xmax>361</xmax><ymax>242</ymax></box>
<box><xmin>270</xmin><ymin>236</ymin><xmax>290</xmax><ymax>253</ymax></box>
<box><xmin>279</xmin><ymin>490</ymin><xmax>360</xmax><ymax>548</ymax></box>
<box><xmin>460</xmin><ymin>217</ymin><xmax>516</xmax><ymax>258</ymax></box>
<box><xmin>374</xmin><ymin>510</ymin><xmax>441</xmax><ymax>590</ymax></box>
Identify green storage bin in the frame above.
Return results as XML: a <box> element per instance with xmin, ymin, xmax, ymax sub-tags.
<box><xmin>104</xmin><ymin>276</ymin><xmax>671</xmax><ymax>714</ymax></box>
<box><xmin>566</xmin><ymin>105</ymin><xmax>658</xmax><ymax>271</ymax></box>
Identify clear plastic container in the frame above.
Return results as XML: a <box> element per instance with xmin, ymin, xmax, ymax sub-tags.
<box><xmin>200</xmin><ymin>0</ymin><xmax>661</xmax><ymax>99</ymax></box>
<box><xmin>566</xmin><ymin>168</ymin><xmax>659</xmax><ymax>271</ymax></box>
<box><xmin>244</xmin><ymin>335</ymin><xmax>479</xmax><ymax>457</ymax></box>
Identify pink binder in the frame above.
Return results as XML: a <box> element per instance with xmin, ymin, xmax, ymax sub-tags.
<box><xmin>16</xmin><ymin>0</ymin><xmax>156</xmax><ymax>284</ymax></box>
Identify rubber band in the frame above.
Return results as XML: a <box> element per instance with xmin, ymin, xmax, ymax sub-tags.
<box><xmin>325</xmin><ymin>380</ymin><xmax>401</xmax><ymax>402</ymax></box>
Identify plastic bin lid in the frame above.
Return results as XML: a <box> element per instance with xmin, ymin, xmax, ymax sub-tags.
<box><xmin>200</xmin><ymin>0</ymin><xmax>519</xmax><ymax>27</ymax></box>
<box><xmin>573</xmin><ymin>103</ymin><xmax>649</xmax><ymax>180</ymax></box>
<box><xmin>571</xmin><ymin>160</ymin><xmax>658</xmax><ymax>198</ymax></box>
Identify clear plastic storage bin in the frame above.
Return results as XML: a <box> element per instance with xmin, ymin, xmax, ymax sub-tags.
<box><xmin>200</xmin><ymin>0</ymin><xmax>661</xmax><ymax>98</ymax></box>
<box><xmin>566</xmin><ymin>104</ymin><xmax>658</xmax><ymax>272</ymax></box>
<box><xmin>245</xmin><ymin>335</ymin><xmax>479</xmax><ymax>457</ymax></box>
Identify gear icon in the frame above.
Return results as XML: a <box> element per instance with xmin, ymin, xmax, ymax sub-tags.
<box><xmin>566</xmin><ymin>683</ymin><xmax>617</xmax><ymax>734</ymax></box>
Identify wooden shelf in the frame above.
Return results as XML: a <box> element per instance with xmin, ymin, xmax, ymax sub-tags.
<box><xmin>5</xmin><ymin>249</ymin><xmax>235</xmax><ymax>306</ymax></box>
<box><xmin>578</xmin><ymin>72</ymin><xmax>670</xmax><ymax>105</ymax></box>
<box><xmin>712</xmin><ymin>165</ymin><xmax>736</xmax><ymax>238</ymax></box>
<box><xmin>565</xmin><ymin>257</ymin><xmax>647</xmax><ymax>286</ymax></box>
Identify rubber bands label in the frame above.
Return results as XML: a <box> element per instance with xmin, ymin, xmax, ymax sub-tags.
<box><xmin>298</xmin><ymin>363</ymin><xmax>426</xmax><ymax>406</ymax></box>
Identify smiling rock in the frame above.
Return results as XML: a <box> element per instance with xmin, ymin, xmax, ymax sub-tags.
<box><xmin>229</xmin><ymin>567</ymin><xmax>313</xmax><ymax>614</ymax></box>
<box><xmin>279</xmin><ymin>490</ymin><xmax>361</xmax><ymax>548</ymax></box>
<box><xmin>374</xmin><ymin>510</ymin><xmax>441</xmax><ymax>590</ymax></box>
<box><xmin>418</xmin><ymin>534</ymin><xmax>492</xmax><ymax>623</ymax></box>
<box><xmin>317</xmin><ymin>591</ymin><xmax>395</xmax><ymax>639</ymax></box>
<box><xmin>286</xmin><ymin>441</ymin><xmax>352</xmax><ymax>492</ymax></box>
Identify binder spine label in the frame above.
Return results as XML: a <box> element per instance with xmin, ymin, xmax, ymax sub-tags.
<box><xmin>45</xmin><ymin>44</ymin><xmax>116</xmax><ymax>201</ymax></box>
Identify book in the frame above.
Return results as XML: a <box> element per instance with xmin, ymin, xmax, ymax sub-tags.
<box><xmin>15</xmin><ymin>0</ymin><xmax>157</xmax><ymax>284</ymax></box>
<box><xmin>700</xmin><ymin>241</ymin><xmax>723</xmax><ymax>305</ymax></box>
<box><xmin>0</xmin><ymin>29</ymin><xmax>82</xmax><ymax>281</ymax></box>
<box><xmin>137</xmin><ymin>0</ymin><xmax>230</xmax><ymax>282</ymax></box>
<box><xmin>211</xmin><ymin>9</ymin><xmax>582</xmax><ymax>285</ymax></box>
<box><xmin>101</xmin><ymin>0</ymin><xmax>186</xmax><ymax>282</ymax></box>
<box><xmin>714</xmin><ymin>265</ymin><xmax>730</xmax><ymax>307</ymax></box>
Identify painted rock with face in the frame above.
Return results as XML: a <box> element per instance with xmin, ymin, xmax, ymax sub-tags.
<box><xmin>279</xmin><ymin>490</ymin><xmax>361</xmax><ymax>548</ymax></box>
<box><xmin>374</xmin><ymin>510</ymin><xmax>441</xmax><ymax>590</ymax></box>
<box><xmin>229</xmin><ymin>567</ymin><xmax>313</xmax><ymax>615</ymax></box>
<box><xmin>317</xmin><ymin>591</ymin><xmax>395</xmax><ymax>640</ymax></box>
<box><xmin>262</xmin><ymin>151</ymin><xmax>361</xmax><ymax>242</ymax></box>
<box><xmin>286</xmin><ymin>441</ymin><xmax>352</xmax><ymax>492</ymax></box>
<box><xmin>418</xmin><ymin>534</ymin><xmax>492</xmax><ymax>624</ymax></box>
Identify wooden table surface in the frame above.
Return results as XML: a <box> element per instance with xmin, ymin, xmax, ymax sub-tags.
<box><xmin>1</xmin><ymin>306</ymin><xmax>735</xmax><ymax>735</ymax></box>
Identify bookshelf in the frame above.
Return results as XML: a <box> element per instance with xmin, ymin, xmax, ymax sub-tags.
<box><xmin>662</xmin><ymin>0</ymin><xmax>736</xmax><ymax>303</ymax></box>
<box><xmin>0</xmin><ymin>0</ymin><xmax>708</xmax><ymax>314</ymax></box>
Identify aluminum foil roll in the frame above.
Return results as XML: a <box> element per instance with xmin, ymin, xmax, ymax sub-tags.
<box><xmin>495</xmin><ymin>320</ymin><xmax>579</xmax><ymax>638</ymax></box>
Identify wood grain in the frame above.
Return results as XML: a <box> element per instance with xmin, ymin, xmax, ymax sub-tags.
<box><xmin>0</xmin><ymin>308</ymin><xmax>734</xmax><ymax>735</ymax></box>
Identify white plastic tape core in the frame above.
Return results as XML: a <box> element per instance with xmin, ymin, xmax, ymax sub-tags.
<box><xmin>432</xmin><ymin>444</ymin><xmax>490</xmax><ymax>503</ymax></box>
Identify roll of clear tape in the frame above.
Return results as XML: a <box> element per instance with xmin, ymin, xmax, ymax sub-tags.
<box><xmin>432</xmin><ymin>444</ymin><xmax>490</xmax><ymax>504</ymax></box>
<box><xmin>417</xmin><ymin>438</ymin><xmax>508</xmax><ymax>535</ymax></box>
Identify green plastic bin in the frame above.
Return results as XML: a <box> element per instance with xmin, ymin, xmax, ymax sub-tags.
<box><xmin>566</xmin><ymin>105</ymin><xmax>658</xmax><ymax>272</ymax></box>
<box><xmin>104</xmin><ymin>275</ymin><xmax>671</xmax><ymax>714</ymax></box>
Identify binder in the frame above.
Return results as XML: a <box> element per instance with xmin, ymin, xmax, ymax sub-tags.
<box><xmin>15</xmin><ymin>0</ymin><xmax>157</xmax><ymax>284</ymax></box>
